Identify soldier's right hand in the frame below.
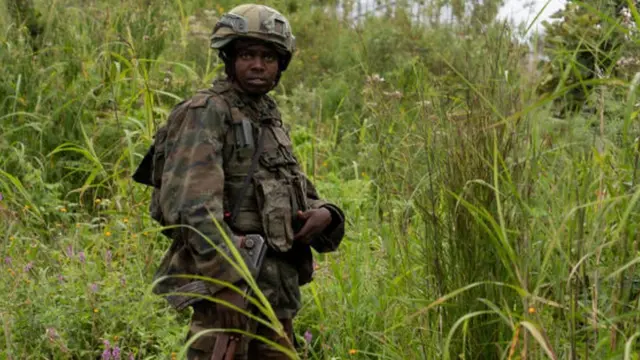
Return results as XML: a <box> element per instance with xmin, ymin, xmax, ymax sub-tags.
<box><xmin>215</xmin><ymin>288</ymin><xmax>247</xmax><ymax>330</ymax></box>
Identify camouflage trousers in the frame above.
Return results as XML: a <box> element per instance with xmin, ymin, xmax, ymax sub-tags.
<box><xmin>186</xmin><ymin>301</ymin><xmax>295</xmax><ymax>360</ymax></box>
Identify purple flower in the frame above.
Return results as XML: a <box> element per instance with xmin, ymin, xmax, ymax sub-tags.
<box><xmin>304</xmin><ymin>329</ymin><xmax>313</xmax><ymax>344</ymax></box>
<box><xmin>24</xmin><ymin>262</ymin><xmax>33</xmax><ymax>272</ymax></box>
<box><xmin>102</xmin><ymin>349</ymin><xmax>112</xmax><ymax>360</ymax></box>
<box><xmin>4</xmin><ymin>257</ymin><xmax>11</xmax><ymax>266</ymax></box>
<box><xmin>78</xmin><ymin>251</ymin><xmax>86</xmax><ymax>263</ymax></box>
<box><xmin>46</xmin><ymin>327</ymin><xmax>58</xmax><ymax>341</ymax></box>
<box><xmin>65</xmin><ymin>245</ymin><xmax>74</xmax><ymax>258</ymax></box>
<box><xmin>112</xmin><ymin>346</ymin><xmax>121</xmax><ymax>360</ymax></box>
<box><xmin>90</xmin><ymin>283</ymin><xmax>99</xmax><ymax>293</ymax></box>
<box><xmin>57</xmin><ymin>274</ymin><xmax>65</xmax><ymax>283</ymax></box>
<box><xmin>0</xmin><ymin>192</ymin><xmax>3</xmax><ymax>201</ymax></box>
<box><xmin>102</xmin><ymin>340</ymin><xmax>112</xmax><ymax>360</ymax></box>
<box><xmin>128</xmin><ymin>353</ymin><xmax>135</xmax><ymax>360</ymax></box>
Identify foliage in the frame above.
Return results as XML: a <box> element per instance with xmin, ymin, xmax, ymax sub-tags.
<box><xmin>538</xmin><ymin>0</ymin><xmax>635</xmax><ymax>115</ymax></box>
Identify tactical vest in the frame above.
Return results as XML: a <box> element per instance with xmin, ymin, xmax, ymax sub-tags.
<box><xmin>133</xmin><ymin>81</ymin><xmax>307</xmax><ymax>253</ymax></box>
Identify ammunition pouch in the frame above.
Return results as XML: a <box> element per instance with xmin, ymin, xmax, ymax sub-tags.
<box><xmin>255</xmin><ymin>179</ymin><xmax>295</xmax><ymax>252</ymax></box>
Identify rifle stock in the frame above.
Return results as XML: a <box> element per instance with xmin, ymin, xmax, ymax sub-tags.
<box><xmin>165</xmin><ymin>235</ymin><xmax>267</xmax><ymax>311</ymax></box>
<box><xmin>209</xmin><ymin>235</ymin><xmax>267</xmax><ymax>360</ymax></box>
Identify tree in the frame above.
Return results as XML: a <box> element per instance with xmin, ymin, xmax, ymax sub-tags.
<box><xmin>538</xmin><ymin>0</ymin><xmax>633</xmax><ymax>116</ymax></box>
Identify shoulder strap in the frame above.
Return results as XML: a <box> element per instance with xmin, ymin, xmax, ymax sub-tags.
<box><xmin>230</xmin><ymin>125</ymin><xmax>266</xmax><ymax>223</ymax></box>
<box><xmin>214</xmin><ymin>90</ymin><xmax>266</xmax><ymax>225</ymax></box>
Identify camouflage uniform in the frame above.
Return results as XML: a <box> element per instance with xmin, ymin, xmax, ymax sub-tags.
<box><xmin>136</xmin><ymin>65</ymin><xmax>344</xmax><ymax>358</ymax></box>
<box><xmin>133</xmin><ymin>6</ymin><xmax>345</xmax><ymax>357</ymax></box>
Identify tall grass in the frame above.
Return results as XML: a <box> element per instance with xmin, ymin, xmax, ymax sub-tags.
<box><xmin>1</xmin><ymin>0</ymin><xmax>640</xmax><ymax>359</ymax></box>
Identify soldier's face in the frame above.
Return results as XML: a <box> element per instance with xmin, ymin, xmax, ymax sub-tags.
<box><xmin>233</xmin><ymin>40</ymin><xmax>280</xmax><ymax>95</ymax></box>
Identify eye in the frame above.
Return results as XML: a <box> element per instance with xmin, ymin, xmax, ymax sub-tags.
<box><xmin>238</xmin><ymin>51</ymin><xmax>252</xmax><ymax>60</ymax></box>
<box><xmin>264</xmin><ymin>53</ymin><xmax>278</xmax><ymax>63</ymax></box>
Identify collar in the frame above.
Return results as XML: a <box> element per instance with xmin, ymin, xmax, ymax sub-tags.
<box><xmin>211</xmin><ymin>78</ymin><xmax>279</xmax><ymax>124</ymax></box>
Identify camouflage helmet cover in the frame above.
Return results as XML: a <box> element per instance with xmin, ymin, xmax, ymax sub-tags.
<box><xmin>211</xmin><ymin>4</ymin><xmax>296</xmax><ymax>69</ymax></box>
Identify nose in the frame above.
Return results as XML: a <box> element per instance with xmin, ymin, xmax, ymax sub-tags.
<box><xmin>250</xmin><ymin>57</ymin><xmax>266</xmax><ymax>72</ymax></box>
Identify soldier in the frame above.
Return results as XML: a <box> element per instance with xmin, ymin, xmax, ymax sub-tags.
<box><xmin>133</xmin><ymin>4</ymin><xmax>345</xmax><ymax>359</ymax></box>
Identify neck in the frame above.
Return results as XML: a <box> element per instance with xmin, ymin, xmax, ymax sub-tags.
<box><xmin>230</xmin><ymin>80</ymin><xmax>268</xmax><ymax>100</ymax></box>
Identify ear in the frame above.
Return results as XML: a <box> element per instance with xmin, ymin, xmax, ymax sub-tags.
<box><xmin>220</xmin><ymin>50</ymin><xmax>236</xmax><ymax>80</ymax></box>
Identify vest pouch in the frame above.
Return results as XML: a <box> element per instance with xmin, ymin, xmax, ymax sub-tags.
<box><xmin>259</xmin><ymin>148</ymin><xmax>297</xmax><ymax>170</ymax></box>
<box><xmin>259</xmin><ymin>127</ymin><xmax>298</xmax><ymax>170</ymax></box>
<box><xmin>255</xmin><ymin>178</ymin><xmax>294</xmax><ymax>252</ymax></box>
<box><xmin>231</xmin><ymin>119</ymin><xmax>255</xmax><ymax>162</ymax></box>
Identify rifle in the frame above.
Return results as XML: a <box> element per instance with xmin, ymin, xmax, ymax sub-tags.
<box><xmin>164</xmin><ymin>235</ymin><xmax>268</xmax><ymax>360</ymax></box>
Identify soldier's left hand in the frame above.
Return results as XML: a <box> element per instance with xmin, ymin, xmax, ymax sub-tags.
<box><xmin>293</xmin><ymin>208</ymin><xmax>332</xmax><ymax>244</ymax></box>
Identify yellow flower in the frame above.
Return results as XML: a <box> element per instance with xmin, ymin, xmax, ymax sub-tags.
<box><xmin>143</xmin><ymin>232</ymin><xmax>149</xmax><ymax>236</ymax></box>
<box><xmin>528</xmin><ymin>306</ymin><xmax>536</xmax><ymax>314</ymax></box>
<box><xmin>60</xmin><ymin>208</ymin><xmax>67</xmax><ymax>213</ymax></box>
<box><xmin>105</xmin><ymin>231</ymin><xmax>112</xmax><ymax>237</ymax></box>
<box><xmin>76</xmin><ymin>223</ymin><xmax>80</xmax><ymax>228</ymax></box>
<box><xmin>95</xmin><ymin>198</ymin><xmax>101</xmax><ymax>204</ymax></box>
<box><xmin>131</xmin><ymin>234</ymin><xmax>138</xmax><ymax>239</ymax></box>
<box><xmin>23</xmin><ymin>205</ymin><xmax>30</xmax><ymax>210</ymax></box>
<box><xmin>322</xmin><ymin>161</ymin><xmax>328</xmax><ymax>167</ymax></box>
<box><xmin>123</xmin><ymin>218</ymin><xmax>129</xmax><ymax>224</ymax></box>
<box><xmin>93</xmin><ymin>308</ymin><xmax>99</xmax><ymax>313</ymax></box>
<box><xmin>9</xmin><ymin>236</ymin><xmax>15</xmax><ymax>241</ymax></box>
<box><xmin>171</xmin><ymin>352</ymin><xmax>177</xmax><ymax>360</ymax></box>
<box><xmin>349</xmin><ymin>349</ymin><xmax>357</xmax><ymax>355</ymax></box>
<box><xmin>113</xmin><ymin>335</ymin><xmax>119</xmax><ymax>341</ymax></box>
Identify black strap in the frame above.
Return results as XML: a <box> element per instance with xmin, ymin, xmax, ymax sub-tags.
<box><xmin>229</xmin><ymin>125</ymin><xmax>266</xmax><ymax>223</ymax></box>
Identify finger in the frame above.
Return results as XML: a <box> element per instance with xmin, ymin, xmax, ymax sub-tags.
<box><xmin>294</xmin><ymin>222</ymin><xmax>312</xmax><ymax>241</ymax></box>
<box><xmin>297</xmin><ymin>210</ymin><xmax>310</xmax><ymax>220</ymax></box>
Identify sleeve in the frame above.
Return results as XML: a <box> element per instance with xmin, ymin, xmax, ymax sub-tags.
<box><xmin>159</xmin><ymin>98</ymin><xmax>252</xmax><ymax>285</ymax></box>
<box><xmin>304</xmin><ymin>176</ymin><xmax>346</xmax><ymax>253</ymax></box>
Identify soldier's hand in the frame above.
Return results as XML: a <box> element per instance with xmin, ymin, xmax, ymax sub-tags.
<box><xmin>293</xmin><ymin>208</ymin><xmax>332</xmax><ymax>244</ymax></box>
<box><xmin>215</xmin><ymin>288</ymin><xmax>247</xmax><ymax>330</ymax></box>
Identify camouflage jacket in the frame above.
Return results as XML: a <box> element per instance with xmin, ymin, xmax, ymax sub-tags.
<box><xmin>139</xmin><ymin>79</ymin><xmax>345</xmax><ymax>317</ymax></box>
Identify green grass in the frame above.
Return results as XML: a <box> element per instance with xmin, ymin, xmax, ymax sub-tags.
<box><xmin>1</xmin><ymin>0</ymin><xmax>640</xmax><ymax>359</ymax></box>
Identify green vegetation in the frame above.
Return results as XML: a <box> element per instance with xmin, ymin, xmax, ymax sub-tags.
<box><xmin>1</xmin><ymin>0</ymin><xmax>639</xmax><ymax>358</ymax></box>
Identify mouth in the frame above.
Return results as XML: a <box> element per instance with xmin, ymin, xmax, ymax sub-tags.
<box><xmin>246</xmin><ymin>78</ymin><xmax>268</xmax><ymax>86</ymax></box>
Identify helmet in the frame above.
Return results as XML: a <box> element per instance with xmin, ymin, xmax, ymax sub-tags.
<box><xmin>211</xmin><ymin>4</ymin><xmax>296</xmax><ymax>70</ymax></box>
